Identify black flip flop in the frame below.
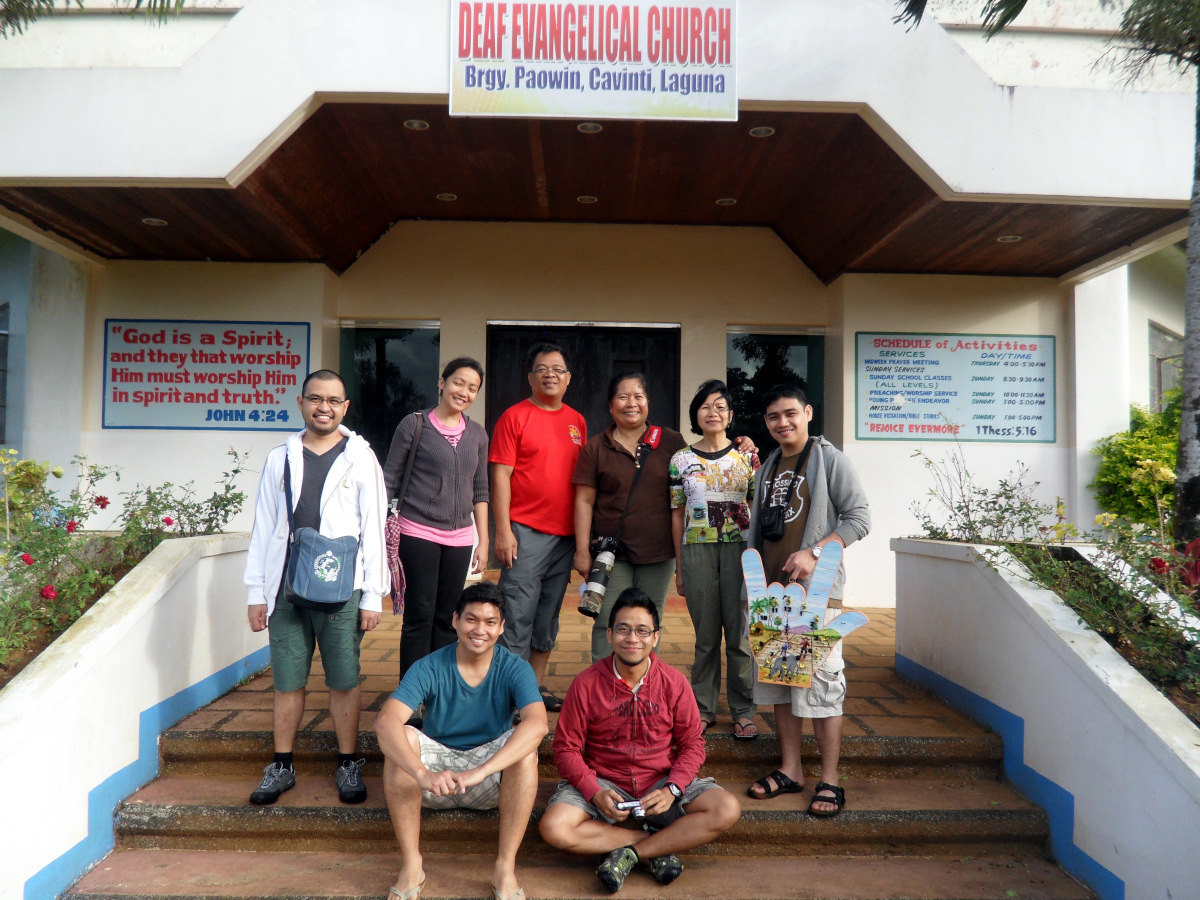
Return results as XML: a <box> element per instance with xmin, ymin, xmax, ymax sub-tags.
<box><xmin>733</xmin><ymin>718</ymin><xmax>759</xmax><ymax>741</ymax></box>
<box><xmin>539</xmin><ymin>685</ymin><xmax>563</xmax><ymax>712</ymax></box>
<box><xmin>746</xmin><ymin>769</ymin><xmax>803</xmax><ymax>799</ymax></box>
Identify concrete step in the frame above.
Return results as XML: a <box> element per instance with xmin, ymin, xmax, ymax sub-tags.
<box><xmin>66</xmin><ymin>848</ymin><xmax>1096</xmax><ymax>899</ymax></box>
<box><xmin>116</xmin><ymin>775</ymin><xmax>1048</xmax><ymax>858</ymax></box>
<box><xmin>160</xmin><ymin>730</ymin><xmax>1005</xmax><ymax>781</ymax></box>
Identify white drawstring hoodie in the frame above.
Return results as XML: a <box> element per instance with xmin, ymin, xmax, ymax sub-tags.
<box><xmin>244</xmin><ymin>425</ymin><xmax>389</xmax><ymax>616</ymax></box>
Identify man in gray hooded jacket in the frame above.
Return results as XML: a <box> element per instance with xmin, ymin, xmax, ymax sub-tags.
<box><xmin>744</xmin><ymin>384</ymin><xmax>870</xmax><ymax>818</ymax></box>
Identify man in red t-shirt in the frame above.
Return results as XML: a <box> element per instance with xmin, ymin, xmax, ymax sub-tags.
<box><xmin>491</xmin><ymin>342</ymin><xmax>587</xmax><ymax>710</ymax></box>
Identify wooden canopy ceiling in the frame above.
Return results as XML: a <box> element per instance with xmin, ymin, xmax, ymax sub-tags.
<box><xmin>0</xmin><ymin>103</ymin><xmax>1184</xmax><ymax>282</ymax></box>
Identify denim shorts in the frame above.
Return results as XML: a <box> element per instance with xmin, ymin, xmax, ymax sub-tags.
<box><xmin>547</xmin><ymin>775</ymin><xmax>718</xmax><ymax>827</ymax></box>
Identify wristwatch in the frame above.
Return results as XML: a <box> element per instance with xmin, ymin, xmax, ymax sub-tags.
<box><xmin>666</xmin><ymin>782</ymin><xmax>683</xmax><ymax>798</ymax></box>
<box><xmin>810</xmin><ymin>545</ymin><xmax>823</xmax><ymax>558</ymax></box>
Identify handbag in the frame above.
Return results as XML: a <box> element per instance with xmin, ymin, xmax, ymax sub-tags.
<box><xmin>387</xmin><ymin>412</ymin><xmax>424</xmax><ymax>615</ymax></box>
<box><xmin>282</xmin><ymin>456</ymin><xmax>358</xmax><ymax>612</ymax></box>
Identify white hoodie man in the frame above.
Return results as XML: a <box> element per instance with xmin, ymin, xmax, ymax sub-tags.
<box><xmin>244</xmin><ymin>369</ymin><xmax>389</xmax><ymax>805</ymax></box>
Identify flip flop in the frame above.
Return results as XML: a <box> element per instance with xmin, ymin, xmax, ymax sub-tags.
<box><xmin>807</xmin><ymin>781</ymin><xmax>846</xmax><ymax>817</ymax></box>
<box><xmin>733</xmin><ymin>718</ymin><xmax>759</xmax><ymax>741</ymax></box>
<box><xmin>746</xmin><ymin>769</ymin><xmax>803</xmax><ymax>799</ymax></box>
<box><xmin>388</xmin><ymin>877</ymin><xmax>426</xmax><ymax>900</ymax></box>
<box><xmin>700</xmin><ymin>718</ymin><xmax>716</xmax><ymax>735</ymax></box>
<box><xmin>492</xmin><ymin>886</ymin><xmax>526</xmax><ymax>900</ymax></box>
<box><xmin>539</xmin><ymin>685</ymin><xmax>563</xmax><ymax>712</ymax></box>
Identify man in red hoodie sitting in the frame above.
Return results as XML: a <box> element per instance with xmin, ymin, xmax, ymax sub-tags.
<box><xmin>539</xmin><ymin>588</ymin><xmax>741</xmax><ymax>893</ymax></box>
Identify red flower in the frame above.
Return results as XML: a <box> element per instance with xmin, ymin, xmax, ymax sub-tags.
<box><xmin>1150</xmin><ymin>557</ymin><xmax>1168</xmax><ymax>574</ymax></box>
<box><xmin>94</xmin><ymin>496</ymin><xmax>110</xmax><ymax>509</ymax></box>
<box><xmin>20</xmin><ymin>553</ymin><xmax>34</xmax><ymax>565</ymax></box>
<box><xmin>40</xmin><ymin>584</ymin><xmax>58</xmax><ymax>600</ymax></box>
<box><xmin>66</xmin><ymin>520</ymin><xmax>78</xmax><ymax>534</ymax></box>
<box><xmin>162</xmin><ymin>516</ymin><xmax>174</xmax><ymax>526</ymax></box>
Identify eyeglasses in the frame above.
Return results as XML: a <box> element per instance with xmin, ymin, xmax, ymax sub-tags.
<box><xmin>303</xmin><ymin>395</ymin><xmax>347</xmax><ymax>407</ymax></box>
<box><xmin>532</xmin><ymin>366</ymin><xmax>569</xmax><ymax>376</ymax></box>
<box><xmin>612</xmin><ymin>624</ymin><xmax>657</xmax><ymax>638</ymax></box>
<box><xmin>699</xmin><ymin>402</ymin><xmax>730</xmax><ymax>414</ymax></box>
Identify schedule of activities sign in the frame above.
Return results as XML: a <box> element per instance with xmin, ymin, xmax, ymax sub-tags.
<box><xmin>855</xmin><ymin>332</ymin><xmax>1056</xmax><ymax>443</ymax></box>
<box><xmin>103</xmin><ymin>320</ymin><xmax>310</xmax><ymax>431</ymax></box>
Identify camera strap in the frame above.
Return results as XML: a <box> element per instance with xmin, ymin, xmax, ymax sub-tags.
<box><xmin>763</xmin><ymin>436</ymin><xmax>815</xmax><ymax>511</ymax></box>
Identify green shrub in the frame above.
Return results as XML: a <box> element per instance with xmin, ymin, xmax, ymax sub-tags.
<box><xmin>1091</xmin><ymin>390</ymin><xmax>1180</xmax><ymax>529</ymax></box>
<box><xmin>0</xmin><ymin>449</ymin><xmax>249</xmax><ymax>669</ymax></box>
<box><xmin>913</xmin><ymin>439</ymin><xmax>1200</xmax><ymax>722</ymax></box>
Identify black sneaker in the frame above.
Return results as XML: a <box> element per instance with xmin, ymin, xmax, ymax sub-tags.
<box><xmin>646</xmin><ymin>853</ymin><xmax>683</xmax><ymax>885</ymax></box>
<box><xmin>249</xmin><ymin>762</ymin><xmax>295</xmax><ymax>805</ymax></box>
<box><xmin>335</xmin><ymin>758</ymin><xmax>367</xmax><ymax>804</ymax></box>
<box><xmin>596</xmin><ymin>846</ymin><xmax>638</xmax><ymax>893</ymax></box>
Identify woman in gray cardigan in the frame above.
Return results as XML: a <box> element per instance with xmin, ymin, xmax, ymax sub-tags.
<box><xmin>383</xmin><ymin>357</ymin><xmax>490</xmax><ymax>679</ymax></box>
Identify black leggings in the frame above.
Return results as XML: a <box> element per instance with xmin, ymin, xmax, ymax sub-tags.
<box><xmin>397</xmin><ymin>535</ymin><xmax>473</xmax><ymax>679</ymax></box>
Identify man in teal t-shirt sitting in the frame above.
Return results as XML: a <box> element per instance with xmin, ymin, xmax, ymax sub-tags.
<box><xmin>376</xmin><ymin>581</ymin><xmax>548</xmax><ymax>900</ymax></box>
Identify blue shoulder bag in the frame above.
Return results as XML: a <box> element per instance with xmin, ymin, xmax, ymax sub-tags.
<box><xmin>282</xmin><ymin>456</ymin><xmax>359</xmax><ymax>612</ymax></box>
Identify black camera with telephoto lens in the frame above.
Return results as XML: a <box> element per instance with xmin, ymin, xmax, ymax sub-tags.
<box><xmin>578</xmin><ymin>535</ymin><xmax>622</xmax><ymax>618</ymax></box>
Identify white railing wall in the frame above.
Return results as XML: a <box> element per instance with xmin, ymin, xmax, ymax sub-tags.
<box><xmin>892</xmin><ymin>537</ymin><xmax>1200</xmax><ymax>900</ymax></box>
<box><xmin>0</xmin><ymin>533</ymin><xmax>265</xmax><ymax>900</ymax></box>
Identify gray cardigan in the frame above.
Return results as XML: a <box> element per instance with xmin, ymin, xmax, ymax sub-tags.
<box><xmin>382</xmin><ymin>410</ymin><xmax>489</xmax><ymax>532</ymax></box>
<box><xmin>748</xmin><ymin>436</ymin><xmax>870</xmax><ymax>600</ymax></box>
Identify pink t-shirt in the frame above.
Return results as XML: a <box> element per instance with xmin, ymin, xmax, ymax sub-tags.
<box><xmin>397</xmin><ymin>410</ymin><xmax>475</xmax><ymax>546</ymax></box>
<box><xmin>426</xmin><ymin>408</ymin><xmax>466</xmax><ymax>446</ymax></box>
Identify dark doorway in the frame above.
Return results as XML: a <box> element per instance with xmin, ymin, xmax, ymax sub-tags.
<box><xmin>485</xmin><ymin>325</ymin><xmax>681</xmax><ymax>441</ymax></box>
<box><xmin>726</xmin><ymin>331</ymin><xmax>824</xmax><ymax>454</ymax></box>
<box><xmin>339</xmin><ymin>326</ymin><xmax>441</xmax><ymax>464</ymax></box>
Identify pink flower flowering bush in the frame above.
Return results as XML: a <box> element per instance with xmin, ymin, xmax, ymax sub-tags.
<box><xmin>0</xmin><ymin>449</ymin><xmax>248</xmax><ymax>668</ymax></box>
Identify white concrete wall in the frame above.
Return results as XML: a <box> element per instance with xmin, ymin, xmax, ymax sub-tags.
<box><xmin>0</xmin><ymin>3</ymin><xmax>238</xmax><ymax>70</ymax></box>
<box><xmin>0</xmin><ymin>0</ymin><xmax>1191</xmax><ymax>208</ymax></box>
<box><xmin>1070</xmin><ymin>268</ymin><xmax>1130</xmax><ymax>526</ymax></box>
<box><xmin>927</xmin><ymin>0</ymin><xmax>1196</xmax><ymax>93</ymax></box>
<box><xmin>892</xmin><ymin>537</ymin><xmax>1200</xmax><ymax>900</ymax></box>
<box><xmin>24</xmin><ymin>246</ymin><xmax>87</xmax><ymax>466</ymax></box>
<box><xmin>0</xmin><ymin>534</ymin><xmax>263</xmax><ymax>900</ymax></box>
<box><xmin>1128</xmin><ymin>246</ymin><xmax>1187</xmax><ymax>408</ymax></box>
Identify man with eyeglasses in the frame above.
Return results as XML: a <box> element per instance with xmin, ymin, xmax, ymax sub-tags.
<box><xmin>243</xmin><ymin>369</ymin><xmax>388</xmax><ymax>806</ymax></box>
<box><xmin>490</xmin><ymin>342</ymin><xmax>587</xmax><ymax>711</ymax></box>
<box><xmin>540</xmin><ymin>588</ymin><xmax>741</xmax><ymax>893</ymax></box>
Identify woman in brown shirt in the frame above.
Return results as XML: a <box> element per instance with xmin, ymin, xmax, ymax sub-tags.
<box><xmin>572</xmin><ymin>372</ymin><xmax>686</xmax><ymax>662</ymax></box>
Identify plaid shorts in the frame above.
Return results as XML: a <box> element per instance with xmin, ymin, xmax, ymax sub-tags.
<box><xmin>414</xmin><ymin>728</ymin><xmax>512</xmax><ymax>810</ymax></box>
